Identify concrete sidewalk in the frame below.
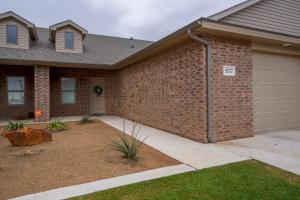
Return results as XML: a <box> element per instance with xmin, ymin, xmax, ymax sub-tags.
<box><xmin>11</xmin><ymin>164</ymin><xmax>194</xmax><ymax>200</ymax></box>
<box><xmin>99</xmin><ymin>116</ymin><xmax>300</xmax><ymax>175</ymax></box>
<box><xmin>99</xmin><ymin>116</ymin><xmax>249</xmax><ymax>169</ymax></box>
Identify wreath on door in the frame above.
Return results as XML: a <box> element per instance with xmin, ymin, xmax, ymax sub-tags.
<box><xmin>94</xmin><ymin>85</ymin><xmax>103</xmax><ymax>96</ymax></box>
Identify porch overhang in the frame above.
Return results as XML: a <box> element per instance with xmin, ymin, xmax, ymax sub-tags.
<box><xmin>0</xmin><ymin>58</ymin><xmax>114</xmax><ymax>70</ymax></box>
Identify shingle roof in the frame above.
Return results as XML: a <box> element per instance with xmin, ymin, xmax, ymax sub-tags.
<box><xmin>0</xmin><ymin>11</ymin><xmax>38</xmax><ymax>40</ymax></box>
<box><xmin>0</xmin><ymin>27</ymin><xmax>152</xmax><ymax>67</ymax></box>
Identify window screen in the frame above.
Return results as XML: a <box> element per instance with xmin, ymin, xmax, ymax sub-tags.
<box><xmin>61</xmin><ymin>78</ymin><xmax>76</xmax><ymax>104</ymax></box>
<box><xmin>7</xmin><ymin>76</ymin><xmax>24</xmax><ymax>105</ymax></box>
<box><xmin>6</xmin><ymin>25</ymin><xmax>18</xmax><ymax>44</ymax></box>
<box><xmin>65</xmin><ymin>32</ymin><xmax>74</xmax><ymax>49</ymax></box>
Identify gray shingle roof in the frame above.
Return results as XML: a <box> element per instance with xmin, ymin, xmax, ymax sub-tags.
<box><xmin>0</xmin><ymin>27</ymin><xmax>152</xmax><ymax>66</ymax></box>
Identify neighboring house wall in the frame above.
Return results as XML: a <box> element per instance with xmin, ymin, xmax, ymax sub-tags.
<box><xmin>115</xmin><ymin>35</ymin><xmax>254</xmax><ymax>142</ymax></box>
<box><xmin>55</xmin><ymin>25</ymin><xmax>83</xmax><ymax>53</ymax></box>
<box><xmin>0</xmin><ymin>65</ymin><xmax>34</xmax><ymax>119</ymax></box>
<box><xmin>0</xmin><ymin>17</ymin><xmax>30</xmax><ymax>49</ymax></box>
<box><xmin>220</xmin><ymin>0</ymin><xmax>300</xmax><ymax>37</ymax></box>
<box><xmin>116</xmin><ymin>40</ymin><xmax>208</xmax><ymax>142</ymax></box>
<box><xmin>50</xmin><ymin>68</ymin><xmax>117</xmax><ymax>117</ymax></box>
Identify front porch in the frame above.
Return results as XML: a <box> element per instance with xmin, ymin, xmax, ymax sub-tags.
<box><xmin>0</xmin><ymin>115</ymin><xmax>90</xmax><ymax>126</ymax></box>
<box><xmin>0</xmin><ymin>65</ymin><xmax>117</xmax><ymax>122</ymax></box>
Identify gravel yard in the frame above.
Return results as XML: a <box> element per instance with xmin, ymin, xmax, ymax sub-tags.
<box><xmin>0</xmin><ymin>120</ymin><xmax>179</xmax><ymax>200</ymax></box>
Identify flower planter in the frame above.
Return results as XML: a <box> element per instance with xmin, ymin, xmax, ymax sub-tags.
<box><xmin>4</xmin><ymin>127</ymin><xmax>52</xmax><ymax>147</ymax></box>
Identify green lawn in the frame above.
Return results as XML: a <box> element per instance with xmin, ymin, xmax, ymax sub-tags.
<box><xmin>72</xmin><ymin>160</ymin><xmax>300</xmax><ymax>200</ymax></box>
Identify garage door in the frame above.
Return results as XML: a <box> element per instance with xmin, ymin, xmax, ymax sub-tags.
<box><xmin>253</xmin><ymin>52</ymin><xmax>300</xmax><ymax>133</ymax></box>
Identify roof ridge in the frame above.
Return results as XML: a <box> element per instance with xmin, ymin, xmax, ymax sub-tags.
<box><xmin>36</xmin><ymin>27</ymin><xmax>153</xmax><ymax>43</ymax></box>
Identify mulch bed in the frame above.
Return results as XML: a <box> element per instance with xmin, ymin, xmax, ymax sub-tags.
<box><xmin>0</xmin><ymin>120</ymin><xmax>179</xmax><ymax>199</ymax></box>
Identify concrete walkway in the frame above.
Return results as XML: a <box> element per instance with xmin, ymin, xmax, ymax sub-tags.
<box><xmin>99</xmin><ymin>116</ymin><xmax>300</xmax><ymax>175</ymax></box>
<box><xmin>99</xmin><ymin>116</ymin><xmax>249</xmax><ymax>169</ymax></box>
<box><xmin>10</xmin><ymin>164</ymin><xmax>194</xmax><ymax>200</ymax></box>
<box><xmin>0</xmin><ymin>116</ymin><xmax>87</xmax><ymax>126</ymax></box>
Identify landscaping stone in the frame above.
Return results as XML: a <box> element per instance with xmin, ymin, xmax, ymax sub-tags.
<box><xmin>4</xmin><ymin>128</ymin><xmax>52</xmax><ymax>147</ymax></box>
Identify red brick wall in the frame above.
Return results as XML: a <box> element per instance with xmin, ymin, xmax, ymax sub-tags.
<box><xmin>208</xmin><ymin>34</ymin><xmax>254</xmax><ymax>141</ymax></box>
<box><xmin>0</xmin><ymin>34</ymin><xmax>254</xmax><ymax>143</ymax></box>
<box><xmin>50</xmin><ymin>67</ymin><xmax>117</xmax><ymax>118</ymax></box>
<box><xmin>34</xmin><ymin>66</ymin><xmax>50</xmax><ymax>121</ymax></box>
<box><xmin>116</xmin><ymin>40</ymin><xmax>208</xmax><ymax>142</ymax></box>
<box><xmin>115</xmin><ymin>35</ymin><xmax>254</xmax><ymax>142</ymax></box>
<box><xmin>0</xmin><ymin>65</ymin><xmax>34</xmax><ymax>120</ymax></box>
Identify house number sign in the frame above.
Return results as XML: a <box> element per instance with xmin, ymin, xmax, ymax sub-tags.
<box><xmin>223</xmin><ymin>66</ymin><xmax>236</xmax><ymax>76</ymax></box>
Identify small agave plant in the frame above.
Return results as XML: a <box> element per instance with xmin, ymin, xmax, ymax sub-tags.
<box><xmin>47</xmin><ymin>118</ymin><xmax>68</xmax><ymax>132</ymax></box>
<box><xmin>4</xmin><ymin>120</ymin><xmax>24</xmax><ymax>132</ymax></box>
<box><xmin>80</xmin><ymin>115</ymin><xmax>93</xmax><ymax>124</ymax></box>
<box><xmin>112</xmin><ymin>122</ymin><xmax>146</xmax><ymax>163</ymax></box>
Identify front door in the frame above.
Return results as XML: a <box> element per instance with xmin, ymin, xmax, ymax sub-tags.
<box><xmin>90</xmin><ymin>78</ymin><xmax>105</xmax><ymax>115</ymax></box>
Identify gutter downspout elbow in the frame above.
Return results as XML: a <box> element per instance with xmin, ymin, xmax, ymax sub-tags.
<box><xmin>187</xmin><ymin>29</ymin><xmax>215</xmax><ymax>143</ymax></box>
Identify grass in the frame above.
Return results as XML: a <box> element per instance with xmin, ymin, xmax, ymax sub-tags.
<box><xmin>71</xmin><ymin>160</ymin><xmax>300</xmax><ymax>200</ymax></box>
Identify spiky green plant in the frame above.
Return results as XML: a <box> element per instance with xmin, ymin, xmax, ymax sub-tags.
<box><xmin>48</xmin><ymin>118</ymin><xmax>68</xmax><ymax>132</ymax></box>
<box><xmin>112</xmin><ymin>123</ymin><xmax>146</xmax><ymax>163</ymax></box>
<box><xmin>80</xmin><ymin>115</ymin><xmax>92</xmax><ymax>124</ymax></box>
<box><xmin>4</xmin><ymin>121</ymin><xmax>24</xmax><ymax>132</ymax></box>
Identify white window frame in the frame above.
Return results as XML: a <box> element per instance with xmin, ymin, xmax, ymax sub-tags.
<box><xmin>61</xmin><ymin>77</ymin><xmax>76</xmax><ymax>104</ymax></box>
<box><xmin>7</xmin><ymin>76</ymin><xmax>25</xmax><ymax>105</ymax></box>
<box><xmin>65</xmin><ymin>32</ymin><xmax>74</xmax><ymax>49</ymax></box>
<box><xmin>6</xmin><ymin>24</ymin><xmax>18</xmax><ymax>45</ymax></box>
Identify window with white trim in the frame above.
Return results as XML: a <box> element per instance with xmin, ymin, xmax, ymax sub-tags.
<box><xmin>6</xmin><ymin>25</ymin><xmax>18</xmax><ymax>44</ymax></box>
<box><xmin>61</xmin><ymin>78</ymin><xmax>76</xmax><ymax>104</ymax></box>
<box><xmin>65</xmin><ymin>32</ymin><xmax>74</xmax><ymax>49</ymax></box>
<box><xmin>7</xmin><ymin>76</ymin><xmax>24</xmax><ymax>105</ymax></box>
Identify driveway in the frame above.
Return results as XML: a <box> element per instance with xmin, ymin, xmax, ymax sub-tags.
<box><xmin>216</xmin><ymin>130</ymin><xmax>300</xmax><ymax>175</ymax></box>
<box><xmin>99</xmin><ymin>116</ymin><xmax>300</xmax><ymax>175</ymax></box>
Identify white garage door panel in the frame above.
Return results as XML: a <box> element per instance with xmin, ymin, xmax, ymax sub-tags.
<box><xmin>253</xmin><ymin>53</ymin><xmax>300</xmax><ymax>133</ymax></box>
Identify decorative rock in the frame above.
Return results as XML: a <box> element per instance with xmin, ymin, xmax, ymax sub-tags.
<box><xmin>4</xmin><ymin>128</ymin><xmax>52</xmax><ymax>147</ymax></box>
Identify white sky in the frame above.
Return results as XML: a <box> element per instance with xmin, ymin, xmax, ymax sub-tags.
<box><xmin>0</xmin><ymin>0</ymin><xmax>245</xmax><ymax>41</ymax></box>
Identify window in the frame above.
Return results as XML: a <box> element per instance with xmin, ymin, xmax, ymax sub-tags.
<box><xmin>7</xmin><ymin>77</ymin><xmax>24</xmax><ymax>105</ymax></box>
<box><xmin>6</xmin><ymin>25</ymin><xmax>18</xmax><ymax>44</ymax></box>
<box><xmin>61</xmin><ymin>78</ymin><xmax>76</xmax><ymax>104</ymax></box>
<box><xmin>65</xmin><ymin>32</ymin><xmax>74</xmax><ymax>49</ymax></box>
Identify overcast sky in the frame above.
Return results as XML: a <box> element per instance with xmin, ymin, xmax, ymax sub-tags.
<box><xmin>0</xmin><ymin>0</ymin><xmax>245</xmax><ymax>41</ymax></box>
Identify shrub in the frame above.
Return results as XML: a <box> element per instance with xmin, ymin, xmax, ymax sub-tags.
<box><xmin>112</xmin><ymin>123</ymin><xmax>146</xmax><ymax>163</ymax></box>
<box><xmin>4</xmin><ymin>121</ymin><xmax>24</xmax><ymax>132</ymax></box>
<box><xmin>80</xmin><ymin>115</ymin><xmax>92</xmax><ymax>124</ymax></box>
<box><xmin>48</xmin><ymin>119</ymin><xmax>68</xmax><ymax>132</ymax></box>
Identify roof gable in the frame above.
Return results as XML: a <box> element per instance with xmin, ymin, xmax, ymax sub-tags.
<box><xmin>49</xmin><ymin>20</ymin><xmax>88</xmax><ymax>41</ymax></box>
<box><xmin>215</xmin><ymin>0</ymin><xmax>300</xmax><ymax>38</ymax></box>
<box><xmin>209</xmin><ymin>0</ymin><xmax>262</xmax><ymax>20</ymax></box>
<box><xmin>0</xmin><ymin>11</ymin><xmax>38</xmax><ymax>40</ymax></box>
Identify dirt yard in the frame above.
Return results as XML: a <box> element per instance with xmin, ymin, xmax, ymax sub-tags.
<box><xmin>0</xmin><ymin>120</ymin><xmax>179</xmax><ymax>199</ymax></box>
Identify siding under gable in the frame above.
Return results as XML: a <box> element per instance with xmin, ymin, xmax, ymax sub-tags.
<box><xmin>0</xmin><ymin>17</ymin><xmax>30</xmax><ymax>49</ymax></box>
<box><xmin>220</xmin><ymin>0</ymin><xmax>300</xmax><ymax>37</ymax></box>
<box><xmin>55</xmin><ymin>25</ymin><xmax>83</xmax><ymax>53</ymax></box>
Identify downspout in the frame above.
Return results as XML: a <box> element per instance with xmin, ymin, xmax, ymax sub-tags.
<box><xmin>187</xmin><ymin>29</ymin><xmax>215</xmax><ymax>143</ymax></box>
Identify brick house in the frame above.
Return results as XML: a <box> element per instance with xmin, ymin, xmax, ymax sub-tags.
<box><xmin>0</xmin><ymin>0</ymin><xmax>299</xmax><ymax>143</ymax></box>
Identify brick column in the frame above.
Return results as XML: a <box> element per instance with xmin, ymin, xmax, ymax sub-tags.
<box><xmin>34</xmin><ymin>66</ymin><xmax>50</xmax><ymax>121</ymax></box>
